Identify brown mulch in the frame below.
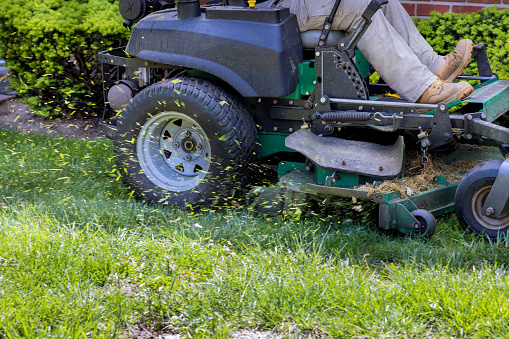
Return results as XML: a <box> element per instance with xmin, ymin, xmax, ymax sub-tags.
<box><xmin>355</xmin><ymin>148</ymin><xmax>485</xmax><ymax>198</ymax></box>
<box><xmin>0</xmin><ymin>98</ymin><xmax>103</xmax><ymax>139</ymax></box>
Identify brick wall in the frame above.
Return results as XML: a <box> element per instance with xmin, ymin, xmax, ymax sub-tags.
<box><xmin>199</xmin><ymin>1</ymin><xmax>508</xmax><ymax>18</ymax></box>
<box><xmin>398</xmin><ymin>1</ymin><xmax>507</xmax><ymax>17</ymax></box>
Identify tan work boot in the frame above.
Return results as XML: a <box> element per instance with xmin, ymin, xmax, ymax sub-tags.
<box><xmin>435</xmin><ymin>39</ymin><xmax>473</xmax><ymax>82</ymax></box>
<box><xmin>417</xmin><ymin>79</ymin><xmax>473</xmax><ymax>104</ymax></box>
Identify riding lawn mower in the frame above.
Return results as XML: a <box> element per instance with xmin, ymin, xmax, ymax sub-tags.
<box><xmin>98</xmin><ymin>0</ymin><xmax>509</xmax><ymax>239</ymax></box>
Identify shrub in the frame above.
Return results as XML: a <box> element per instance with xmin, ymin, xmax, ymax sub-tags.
<box><xmin>0</xmin><ymin>0</ymin><xmax>130</xmax><ymax>117</ymax></box>
<box><xmin>414</xmin><ymin>7</ymin><xmax>509</xmax><ymax>80</ymax></box>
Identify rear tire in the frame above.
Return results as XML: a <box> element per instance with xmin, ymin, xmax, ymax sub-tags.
<box><xmin>455</xmin><ymin>160</ymin><xmax>509</xmax><ymax>238</ymax></box>
<box><xmin>114</xmin><ymin>77</ymin><xmax>257</xmax><ymax>206</ymax></box>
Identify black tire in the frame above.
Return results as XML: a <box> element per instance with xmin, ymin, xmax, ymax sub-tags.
<box><xmin>114</xmin><ymin>77</ymin><xmax>257</xmax><ymax>206</ymax></box>
<box><xmin>455</xmin><ymin>160</ymin><xmax>509</xmax><ymax>238</ymax></box>
<box><xmin>411</xmin><ymin>209</ymin><xmax>437</xmax><ymax>239</ymax></box>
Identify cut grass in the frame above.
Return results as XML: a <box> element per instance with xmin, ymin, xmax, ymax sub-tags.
<box><xmin>1</xmin><ymin>128</ymin><xmax>509</xmax><ymax>338</ymax></box>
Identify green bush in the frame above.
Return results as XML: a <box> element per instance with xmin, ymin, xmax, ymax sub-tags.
<box><xmin>0</xmin><ymin>0</ymin><xmax>130</xmax><ymax>117</ymax></box>
<box><xmin>414</xmin><ymin>7</ymin><xmax>509</xmax><ymax>80</ymax></box>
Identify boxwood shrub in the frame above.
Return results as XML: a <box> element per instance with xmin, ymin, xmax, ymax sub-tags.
<box><xmin>415</xmin><ymin>7</ymin><xmax>509</xmax><ymax>81</ymax></box>
<box><xmin>0</xmin><ymin>0</ymin><xmax>129</xmax><ymax>117</ymax></box>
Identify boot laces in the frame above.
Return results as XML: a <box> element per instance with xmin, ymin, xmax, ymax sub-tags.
<box><xmin>430</xmin><ymin>79</ymin><xmax>446</xmax><ymax>89</ymax></box>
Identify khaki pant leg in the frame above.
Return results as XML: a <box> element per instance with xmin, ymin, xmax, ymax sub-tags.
<box><xmin>382</xmin><ymin>0</ymin><xmax>442</xmax><ymax>73</ymax></box>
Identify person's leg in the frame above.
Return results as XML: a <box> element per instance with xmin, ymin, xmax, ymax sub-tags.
<box><xmin>381</xmin><ymin>0</ymin><xmax>443</xmax><ymax>73</ymax></box>
<box><xmin>271</xmin><ymin>0</ymin><xmax>473</xmax><ymax>103</ymax></box>
<box><xmin>356</xmin><ymin>11</ymin><xmax>437</xmax><ymax>102</ymax></box>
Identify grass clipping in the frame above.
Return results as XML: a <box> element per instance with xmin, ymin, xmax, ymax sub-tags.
<box><xmin>356</xmin><ymin>149</ymin><xmax>484</xmax><ymax>198</ymax></box>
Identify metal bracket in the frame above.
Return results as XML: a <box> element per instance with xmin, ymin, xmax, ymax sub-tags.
<box><xmin>428</xmin><ymin>102</ymin><xmax>454</xmax><ymax>150</ymax></box>
<box><xmin>482</xmin><ymin>159</ymin><xmax>509</xmax><ymax>218</ymax></box>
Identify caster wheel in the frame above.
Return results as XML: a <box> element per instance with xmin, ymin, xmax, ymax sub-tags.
<box><xmin>455</xmin><ymin>160</ymin><xmax>509</xmax><ymax>238</ymax></box>
<box><xmin>411</xmin><ymin>209</ymin><xmax>437</xmax><ymax>239</ymax></box>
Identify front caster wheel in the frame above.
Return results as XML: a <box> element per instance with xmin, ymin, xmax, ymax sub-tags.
<box><xmin>114</xmin><ymin>77</ymin><xmax>257</xmax><ymax>206</ymax></box>
<box><xmin>455</xmin><ymin>160</ymin><xmax>509</xmax><ymax>238</ymax></box>
<box><xmin>411</xmin><ymin>209</ymin><xmax>436</xmax><ymax>239</ymax></box>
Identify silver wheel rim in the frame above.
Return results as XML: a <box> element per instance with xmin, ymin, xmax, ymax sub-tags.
<box><xmin>471</xmin><ymin>185</ymin><xmax>509</xmax><ymax>231</ymax></box>
<box><xmin>137</xmin><ymin>112</ymin><xmax>211</xmax><ymax>192</ymax></box>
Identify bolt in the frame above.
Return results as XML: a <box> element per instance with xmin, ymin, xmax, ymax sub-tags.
<box><xmin>273</xmin><ymin>100</ymin><xmax>278</xmax><ymax>104</ymax></box>
<box><xmin>313</xmin><ymin>80</ymin><xmax>318</xmax><ymax>85</ymax></box>
<box><xmin>273</xmin><ymin>127</ymin><xmax>278</xmax><ymax>132</ymax></box>
<box><xmin>421</xmin><ymin>140</ymin><xmax>429</xmax><ymax>148</ymax></box>
<box><xmin>439</xmin><ymin>103</ymin><xmax>447</xmax><ymax>112</ymax></box>
<box><xmin>145</xmin><ymin>61</ymin><xmax>149</xmax><ymax>66</ymax></box>
<box><xmin>340</xmin><ymin>42</ymin><xmax>345</xmax><ymax>48</ymax></box>
<box><xmin>325</xmin><ymin>24</ymin><xmax>331</xmax><ymax>30</ymax></box>
<box><xmin>320</xmin><ymin>97</ymin><xmax>327</xmax><ymax>104</ymax></box>
<box><xmin>342</xmin><ymin>160</ymin><xmax>347</xmax><ymax>166</ymax></box>
<box><xmin>185</xmin><ymin>155</ymin><xmax>192</xmax><ymax>161</ymax></box>
<box><xmin>289</xmin><ymin>128</ymin><xmax>294</xmax><ymax>132</ymax></box>
<box><xmin>185</xmin><ymin>131</ymin><xmax>191</xmax><ymax>137</ymax></box>
<box><xmin>414</xmin><ymin>223</ymin><xmax>420</xmax><ymax>230</ymax></box>
<box><xmin>319</xmin><ymin>41</ymin><xmax>324</xmax><ymax>46</ymax></box>
<box><xmin>305</xmin><ymin>91</ymin><xmax>310</xmax><ymax>95</ymax></box>
<box><xmin>466</xmin><ymin>134</ymin><xmax>473</xmax><ymax>140</ymax></box>
<box><xmin>320</xmin><ymin>34</ymin><xmax>326</xmax><ymax>40</ymax></box>
<box><xmin>174</xmin><ymin>142</ymin><xmax>180</xmax><ymax>149</ymax></box>
<box><xmin>315</xmin><ymin>52</ymin><xmax>320</xmax><ymax>57</ymax></box>
<box><xmin>379</xmin><ymin>166</ymin><xmax>384</xmax><ymax>171</ymax></box>
<box><xmin>304</xmin><ymin>101</ymin><xmax>312</xmax><ymax>110</ymax></box>
<box><xmin>467</xmin><ymin>114</ymin><xmax>473</xmax><ymax>121</ymax></box>
<box><xmin>485</xmin><ymin>207</ymin><xmax>495</xmax><ymax>216</ymax></box>
<box><xmin>196</xmin><ymin>144</ymin><xmax>203</xmax><ymax>150</ymax></box>
<box><xmin>289</xmin><ymin>100</ymin><xmax>294</xmax><ymax>105</ymax></box>
<box><xmin>481</xmin><ymin>113</ymin><xmax>487</xmax><ymax>119</ymax></box>
<box><xmin>358</xmin><ymin>106</ymin><xmax>363</xmax><ymax>111</ymax></box>
<box><xmin>324</xmin><ymin>125</ymin><xmax>333</xmax><ymax>133</ymax></box>
<box><xmin>443</xmin><ymin>133</ymin><xmax>452</xmax><ymax>141</ymax></box>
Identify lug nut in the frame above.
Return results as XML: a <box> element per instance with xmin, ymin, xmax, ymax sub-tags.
<box><xmin>485</xmin><ymin>207</ymin><xmax>495</xmax><ymax>216</ymax></box>
<box><xmin>185</xmin><ymin>131</ymin><xmax>191</xmax><ymax>137</ymax></box>
<box><xmin>174</xmin><ymin>142</ymin><xmax>180</xmax><ymax>149</ymax></box>
<box><xmin>185</xmin><ymin>155</ymin><xmax>192</xmax><ymax>161</ymax></box>
<box><xmin>196</xmin><ymin>144</ymin><xmax>203</xmax><ymax>150</ymax></box>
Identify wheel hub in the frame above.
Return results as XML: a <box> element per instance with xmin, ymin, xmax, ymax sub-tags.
<box><xmin>137</xmin><ymin>112</ymin><xmax>211</xmax><ymax>192</ymax></box>
<box><xmin>171</xmin><ymin>129</ymin><xmax>205</xmax><ymax>162</ymax></box>
<box><xmin>472</xmin><ymin>185</ymin><xmax>509</xmax><ymax>231</ymax></box>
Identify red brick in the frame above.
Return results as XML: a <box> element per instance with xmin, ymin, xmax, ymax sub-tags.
<box><xmin>401</xmin><ymin>3</ymin><xmax>416</xmax><ymax>15</ymax></box>
<box><xmin>452</xmin><ymin>4</ymin><xmax>485</xmax><ymax>12</ymax></box>
<box><xmin>200</xmin><ymin>0</ymin><xmax>208</xmax><ymax>4</ymax></box>
<box><xmin>439</xmin><ymin>0</ymin><xmax>467</xmax><ymax>3</ymax></box>
<box><xmin>416</xmin><ymin>4</ymin><xmax>450</xmax><ymax>15</ymax></box>
<box><xmin>504</xmin><ymin>0</ymin><xmax>509</xmax><ymax>4</ymax></box>
<box><xmin>466</xmin><ymin>0</ymin><xmax>499</xmax><ymax>4</ymax></box>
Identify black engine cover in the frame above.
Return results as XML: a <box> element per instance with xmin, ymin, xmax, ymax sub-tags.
<box><xmin>125</xmin><ymin>7</ymin><xmax>303</xmax><ymax>97</ymax></box>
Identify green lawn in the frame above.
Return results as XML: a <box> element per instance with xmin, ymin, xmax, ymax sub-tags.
<box><xmin>1</xmin><ymin>128</ymin><xmax>509</xmax><ymax>338</ymax></box>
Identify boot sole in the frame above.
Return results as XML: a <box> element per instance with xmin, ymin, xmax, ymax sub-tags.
<box><xmin>444</xmin><ymin>40</ymin><xmax>473</xmax><ymax>83</ymax></box>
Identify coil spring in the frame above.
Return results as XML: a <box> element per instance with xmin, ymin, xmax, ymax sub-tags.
<box><xmin>321</xmin><ymin>112</ymin><xmax>371</xmax><ymax>122</ymax></box>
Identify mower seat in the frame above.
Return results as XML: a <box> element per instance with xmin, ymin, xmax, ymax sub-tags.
<box><xmin>300</xmin><ymin>30</ymin><xmax>347</xmax><ymax>49</ymax></box>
